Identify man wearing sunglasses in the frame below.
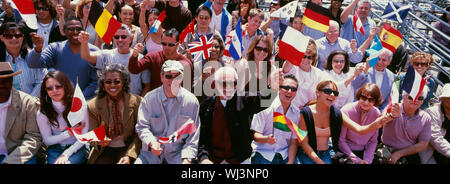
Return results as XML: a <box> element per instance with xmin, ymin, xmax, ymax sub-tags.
<box><xmin>27</xmin><ymin>16</ymin><xmax>99</xmax><ymax>100</ymax></box>
<box><xmin>129</xmin><ymin>28</ymin><xmax>192</xmax><ymax>91</ymax></box>
<box><xmin>135</xmin><ymin>60</ymin><xmax>200</xmax><ymax>164</ymax></box>
<box><xmin>376</xmin><ymin>86</ymin><xmax>431</xmax><ymax>164</ymax></box>
<box><xmin>198</xmin><ymin>66</ymin><xmax>261</xmax><ymax>164</ymax></box>
<box><xmin>352</xmin><ymin>48</ymin><xmax>395</xmax><ymax>112</ymax></box>
<box><xmin>0</xmin><ymin>62</ymin><xmax>42</xmax><ymax>164</ymax></box>
<box><xmin>80</xmin><ymin>24</ymin><xmax>151</xmax><ymax>96</ymax></box>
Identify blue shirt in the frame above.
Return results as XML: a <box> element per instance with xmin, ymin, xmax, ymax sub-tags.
<box><xmin>6</xmin><ymin>52</ymin><xmax>47</xmax><ymax>97</ymax></box>
<box><xmin>316</xmin><ymin>37</ymin><xmax>363</xmax><ymax>69</ymax></box>
<box><xmin>302</xmin><ymin>25</ymin><xmax>325</xmax><ymax>40</ymax></box>
<box><xmin>340</xmin><ymin>15</ymin><xmax>376</xmax><ymax>48</ymax></box>
<box><xmin>26</xmin><ymin>41</ymin><xmax>99</xmax><ymax>100</ymax></box>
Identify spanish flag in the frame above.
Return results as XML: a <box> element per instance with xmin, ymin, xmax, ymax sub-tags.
<box><xmin>88</xmin><ymin>0</ymin><xmax>122</xmax><ymax>45</ymax></box>
<box><xmin>302</xmin><ymin>1</ymin><xmax>330</xmax><ymax>33</ymax></box>
<box><xmin>380</xmin><ymin>24</ymin><xmax>402</xmax><ymax>53</ymax></box>
<box><xmin>273</xmin><ymin>112</ymin><xmax>308</xmax><ymax>143</ymax></box>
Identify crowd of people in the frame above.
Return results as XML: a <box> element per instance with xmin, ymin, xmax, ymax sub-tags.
<box><xmin>0</xmin><ymin>0</ymin><xmax>448</xmax><ymax>164</ymax></box>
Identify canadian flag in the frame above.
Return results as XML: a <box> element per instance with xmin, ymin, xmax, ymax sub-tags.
<box><xmin>353</xmin><ymin>10</ymin><xmax>365</xmax><ymax>37</ymax></box>
<box><xmin>386</xmin><ymin>83</ymin><xmax>400</xmax><ymax>114</ymax></box>
<box><xmin>158</xmin><ymin>120</ymin><xmax>197</xmax><ymax>144</ymax></box>
<box><xmin>67</xmin><ymin>83</ymin><xmax>88</xmax><ymax>127</ymax></box>
<box><xmin>9</xmin><ymin>0</ymin><xmax>38</xmax><ymax>29</ymax></box>
<box><xmin>278</xmin><ymin>26</ymin><xmax>309</xmax><ymax>66</ymax></box>
<box><xmin>68</xmin><ymin>125</ymin><xmax>106</xmax><ymax>143</ymax></box>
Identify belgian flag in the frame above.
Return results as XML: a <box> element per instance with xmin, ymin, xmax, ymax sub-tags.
<box><xmin>302</xmin><ymin>1</ymin><xmax>330</xmax><ymax>33</ymax></box>
<box><xmin>88</xmin><ymin>0</ymin><xmax>122</xmax><ymax>45</ymax></box>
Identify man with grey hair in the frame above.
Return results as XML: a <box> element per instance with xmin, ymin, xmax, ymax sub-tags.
<box><xmin>352</xmin><ymin>48</ymin><xmax>395</xmax><ymax>111</ymax></box>
<box><xmin>374</xmin><ymin>86</ymin><xmax>431</xmax><ymax>164</ymax></box>
<box><xmin>340</xmin><ymin>0</ymin><xmax>377</xmax><ymax>48</ymax></box>
<box><xmin>135</xmin><ymin>60</ymin><xmax>200</xmax><ymax>164</ymax></box>
<box><xmin>79</xmin><ymin>25</ymin><xmax>151</xmax><ymax>96</ymax></box>
<box><xmin>198</xmin><ymin>66</ymin><xmax>261</xmax><ymax>164</ymax></box>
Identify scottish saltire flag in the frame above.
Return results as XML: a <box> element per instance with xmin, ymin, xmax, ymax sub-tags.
<box><xmin>273</xmin><ymin>112</ymin><xmax>307</xmax><ymax>143</ymax></box>
<box><xmin>402</xmin><ymin>65</ymin><xmax>427</xmax><ymax>104</ymax></box>
<box><xmin>366</xmin><ymin>35</ymin><xmax>383</xmax><ymax>67</ymax></box>
<box><xmin>9</xmin><ymin>0</ymin><xmax>37</xmax><ymax>29</ymax></box>
<box><xmin>158</xmin><ymin>120</ymin><xmax>197</xmax><ymax>144</ymax></box>
<box><xmin>381</xmin><ymin>2</ymin><xmax>411</xmax><ymax>23</ymax></box>
<box><xmin>224</xmin><ymin>17</ymin><xmax>243</xmax><ymax>60</ymax></box>
<box><xmin>149</xmin><ymin>11</ymin><xmax>166</xmax><ymax>34</ymax></box>
<box><xmin>188</xmin><ymin>35</ymin><xmax>213</xmax><ymax>62</ymax></box>
<box><xmin>270</xmin><ymin>0</ymin><xmax>298</xmax><ymax>18</ymax></box>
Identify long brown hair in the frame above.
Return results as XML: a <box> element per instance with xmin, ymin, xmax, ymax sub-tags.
<box><xmin>39</xmin><ymin>71</ymin><xmax>74</xmax><ymax>128</ymax></box>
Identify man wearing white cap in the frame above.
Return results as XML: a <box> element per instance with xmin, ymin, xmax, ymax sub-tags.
<box><xmin>421</xmin><ymin>84</ymin><xmax>450</xmax><ymax>164</ymax></box>
<box><xmin>0</xmin><ymin>62</ymin><xmax>42</xmax><ymax>164</ymax></box>
<box><xmin>135</xmin><ymin>60</ymin><xmax>200</xmax><ymax>164</ymax></box>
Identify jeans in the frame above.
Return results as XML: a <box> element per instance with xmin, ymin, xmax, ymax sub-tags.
<box><xmin>251</xmin><ymin>152</ymin><xmax>289</xmax><ymax>164</ymax></box>
<box><xmin>46</xmin><ymin>144</ymin><xmax>89</xmax><ymax>164</ymax></box>
<box><xmin>297</xmin><ymin>143</ymin><xmax>336</xmax><ymax>164</ymax></box>
<box><xmin>0</xmin><ymin>154</ymin><xmax>38</xmax><ymax>164</ymax></box>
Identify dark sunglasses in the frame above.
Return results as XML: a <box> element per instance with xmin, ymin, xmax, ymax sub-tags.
<box><xmin>360</xmin><ymin>94</ymin><xmax>376</xmax><ymax>103</ymax></box>
<box><xmin>66</xmin><ymin>27</ymin><xmax>83</xmax><ymax>32</ymax></box>
<box><xmin>254</xmin><ymin>46</ymin><xmax>269</xmax><ymax>53</ymax></box>
<box><xmin>161</xmin><ymin>42</ymin><xmax>177</xmax><ymax>47</ymax></box>
<box><xmin>321</xmin><ymin>88</ymin><xmax>339</xmax><ymax>96</ymax></box>
<box><xmin>303</xmin><ymin>55</ymin><xmax>313</xmax><ymax>60</ymax></box>
<box><xmin>280</xmin><ymin>85</ymin><xmax>298</xmax><ymax>92</ymax></box>
<box><xmin>407</xmin><ymin>95</ymin><xmax>425</xmax><ymax>101</ymax></box>
<box><xmin>104</xmin><ymin>80</ymin><xmax>122</xmax><ymax>85</ymax></box>
<box><xmin>36</xmin><ymin>7</ymin><xmax>50</xmax><ymax>11</ymax></box>
<box><xmin>164</xmin><ymin>73</ymin><xmax>181</xmax><ymax>80</ymax></box>
<box><xmin>412</xmin><ymin>62</ymin><xmax>429</xmax><ymax>67</ymax></box>
<box><xmin>46</xmin><ymin>85</ymin><xmax>63</xmax><ymax>91</ymax></box>
<box><xmin>3</xmin><ymin>33</ymin><xmax>24</xmax><ymax>39</ymax></box>
<box><xmin>113</xmin><ymin>35</ymin><xmax>128</xmax><ymax>39</ymax></box>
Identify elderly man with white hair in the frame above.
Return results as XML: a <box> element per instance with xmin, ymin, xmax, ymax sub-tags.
<box><xmin>374</xmin><ymin>86</ymin><xmax>431</xmax><ymax>164</ymax></box>
<box><xmin>351</xmin><ymin>48</ymin><xmax>395</xmax><ymax>111</ymax></box>
<box><xmin>197</xmin><ymin>66</ymin><xmax>262</xmax><ymax>164</ymax></box>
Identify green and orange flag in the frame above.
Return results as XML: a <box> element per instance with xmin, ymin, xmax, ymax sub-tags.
<box><xmin>302</xmin><ymin>1</ymin><xmax>330</xmax><ymax>33</ymax></box>
<box><xmin>88</xmin><ymin>0</ymin><xmax>122</xmax><ymax>45</ymax></box>
<box><xmin>273</xmin><ymin>112</ymin><xmax>308</xmax><ymax>143</ymax></box>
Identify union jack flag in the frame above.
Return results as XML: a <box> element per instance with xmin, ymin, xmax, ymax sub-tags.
<box><xmin>188</xmin><ymin>35</ymin><xmax>213</xmax><ymax>62</ymax></box>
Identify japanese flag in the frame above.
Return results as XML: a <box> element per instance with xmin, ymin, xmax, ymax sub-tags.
<box><xmin>67</xmin><ymin>83</ymin><xmax>88</xmax><ymax>127</ymax></box>
<box><xmin>158</xmin><ymin>119</ymin><xmax>197</xmax><ymax>144</ymax></box>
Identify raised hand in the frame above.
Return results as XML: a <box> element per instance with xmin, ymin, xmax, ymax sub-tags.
<box><xmin>78</xmin><ymin>31</ymin><xmax>90</xmax><ymax>44</ymax></box>
<box><xmin>132</xmin><ymin>43</ymin><xmax>144</xmax><ymax>57</ymax></box>
<box><xmin>30</xmin><ymin>32</ymin><xmax>44</xmax><ymax>53</ymax></box>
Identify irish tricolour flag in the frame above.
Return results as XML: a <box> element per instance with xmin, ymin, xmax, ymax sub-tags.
<box><xmin>273</xmin><ymin>112</ymin><xmax>307</xmax><ymax>143</ymax></box>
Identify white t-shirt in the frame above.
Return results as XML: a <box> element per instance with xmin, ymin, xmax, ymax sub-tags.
<box><xmin>374</xmin><ymin>69</ymin><xmax>384</xmax><ymax>89</ymax></box>
<box><xmin>37</xmin><ymin>20</ymin><xmax>53</xmax><ymax>49</ymax></box>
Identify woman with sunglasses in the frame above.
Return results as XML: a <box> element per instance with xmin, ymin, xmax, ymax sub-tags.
<box><xmin>337</xmin><ymin>83</ymin><xmax>382</xmax><ymax>164</ymax></box>
<box><xmin>0</xmin><ymin>21</ymin><xmax>47</xmax><ymax>97</ymax></box>
<box><xmin>397</xmin><ymin>52</ymin><xmax>436</xmax><ymax>110</ymax></box>
<box><xmin>297</xmin><ymin>80</ymin><xmax>393</xmax><ymax>164</ymax></box>
<box><xmin>324</xmin><ymin>50</ymin><xmax>363</xmax><ymax>109</ymax></box>
<box><xmin>110</xmin><ymin>5</ymin><xmax>144</xmax><ymax>49</ymax></box>
<box><xmin>86</xmin><ymin>63</ymin><xmax>142</xmax><ymax>164</ymax></box>
<box><xmin>37</xmin><ymin>70</ymin><xmax>89</xmax><ymax>164</ymax></box>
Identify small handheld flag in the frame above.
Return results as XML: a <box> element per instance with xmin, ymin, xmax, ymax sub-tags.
<box><xmin>148</xmin><ymin>11</ymin><xmax>166</xmax><ymax>34</ymax></box>
<box><xmin>366</xmin><ymin>35</ymin><xmax>383</xmax><ymax>67</ymax></box>
<box><xmin>67</xmin><ymin>83</ymin><xmax>88</xmax><ymax>127</ymax></box>
<box><xmin>88</xmin><ymin>0</ymin><xmax>122</xmax><ymax>45</ymax></box>
<box><xmin>270</xmin><ymin>0</ymin><xmax>298</xmax><ymax>18</ymax></box>
<box><xmin>401</xmin><ymin>65</ymin><xmax>427</xmax><ymax>104</ymax></box>
<box><xmin>158</xmin><ymin>120</ymin><xmax>197</xmax><ymax>144</ymax></box>
<box><xmin>273</xmin><ymin>112</ymin><xmax>307</xmax><ymax>143</ymax></box>
<box><xmin>381</xmin><ymin>2</ymin><xmax>411</xmax><ymax>23</ymax></box>
<box><xmin>302</xmin><ymin>1</ymin><xmax>330</xmax><ymax>33</ymax></box>
<box><xmin>380</xmin><ymin>24</ymin><xmax>402</xmax><ymax>54</ymax></box>
<box><xmin>188</xmin><ymin>35</ymin><xmax>213</xmax><ymax>62</ymax></box>
<box><xmin>179</xmin><ymin>19</ymin><xmax>195</xmax><ymax>43</ymax></box>
<box><xmin>9</xmin><ymin>0</ymin><xmax>37</xmax><ymax>29</ymax></box>
<box><xmin>278</xmin><ymin>26</ymin><xmax>309</xmax><ymax>66</ymax></box>
<box><xmin>224</xmin><ymin>17</ymin><xmax>244</xmax><ymax>60</ymax></box>
<box><xmin>353</xmin><ymin>9</ymin><xmax>365</xmax><ymax>37</ymax></box>
<box><xmin>68</xmin><ymin>125</ymin><xmax>106</xmax><ymax>143</ymax></box>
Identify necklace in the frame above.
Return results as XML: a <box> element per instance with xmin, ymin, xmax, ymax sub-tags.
<box><xmin>38</xmin><ymin>20</ymin><xmax>52</xmax><ymax>35</ymax></box>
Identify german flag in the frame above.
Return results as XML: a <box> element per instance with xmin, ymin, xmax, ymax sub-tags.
<box><xmin>88</xmin><ymin>0</ymin><xmax>122</xmax><ymax>45</ymax></box>
<box><xmin>380</xmin><ymin>24</ymin><xmax>402</xmax><ymax>53</ymax></box>
<box><xmin>302</xmin><ymin>1</ymin><xmax>330</xmax><ymax>33</ymax></box>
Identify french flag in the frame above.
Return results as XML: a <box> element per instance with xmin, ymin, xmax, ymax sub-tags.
<box><xmin>149</xmin><ymin>11</ymin><xmax>166</xmax><ymax>34</ymax></box>
<box><xmin>158</xmin><ymin>120</ymin><xmax>197</xmax><ymax>144</ymax></box>
<box><xmin>67</xmin><ymin>83</ymin><xmax>88</xmax><ymax>127</ymax></box>
<box><xmin>353</xmin><ymin>9</ymin><xmax>365</xmax><ymax>37</ymax></box>
<box><xmin>402</xmin><ymin>65</ymin><xmax>427</xmax><ymax>104</ymax></box>
<box><xmin>224</xmin><ymin>17</ymin><xmax>243</xmax><ymax>60</ymax></box>
<box><xmin>68</xmin><ymin>125</ymin><xmax>106</xmax><ymax>143</ymax></box>
<box><xmin>9</xmin><ymin>0</ymin><xmax>37</xmax><ymax>29</ymax></box>
<box><xmin>278</xmin><ymin>26</ymin><xmax>309</xmax><ymax>66</ymax></box>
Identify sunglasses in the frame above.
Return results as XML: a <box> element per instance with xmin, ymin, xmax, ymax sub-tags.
<box><xmin>164</xmin><ymin>73</ymin><xmax>181</xmax><ymax>80</ymax></box>
<box><xmin>254</xmin><ymin>46</ymin><xmax>269</xmax><ymax>53</ymax></box>
<box><xmin>360</xmin><ymin>94</ymin><xmax>376</xmax><ymax>103</ymax></box>
<box><xmin>321</xmin><ymin>88</ymin><xmax>339</xmax><ymax>96</ymax></box>
<box><xmin>303</xmin><ymin>55</ymin><xmax>313</xmax><ymax>60</ymax></box>
<box><xmin>3</xmin><ymin>33</ymin><xmax>24</xmax><ymax>39</ymax></box>
<box><xmin>407</xmin><ymin>95</ymin><xmax>425</xmax><ymax>101</ymax></box>
<box><xmin>46</xmin><ymin>85</ymin><xmax>63</xmax><ymax>91</ymax></box>
<box><xmin>66</xmin><ymin>27</ymin><xmax>83</xmax><ymax>32</ymax></box>
<box><xmin>36</xmin><ymin>7</ymin><xmax>50</xmax><ymax>11</ymax></box>
<box><xmin>280</xmin><ymin>85</ymin><xmax>298</xmax><ymax>92</ymax></box>
<box><xmin>113</xmin><ymin>35</ymin><xmax>128</xmax><ymax>39</ymax></box>
<box><xmin>332</xmin><ymin>59</ymin><xmax>346</xmax><ymax>64</ymax></box>
<box><xmin>412</xmin><ymin>62</ymin><xmax>429</xmax><ymax>67</ymax></box>
<box><xmin>104</xmin><ymin>80</ymin><xmax>122</xmax><ymax>85</ymax></box>
<box><xmin>161</xmin><ymin>42</ymin><xmax>177</xmax><ymax>47</ymax></box>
